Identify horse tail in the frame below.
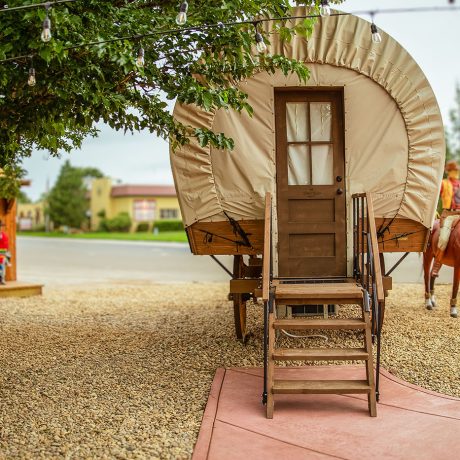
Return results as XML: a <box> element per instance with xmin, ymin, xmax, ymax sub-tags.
<box><xmin>438</xmin><ymin>216</ymin><xmax>460</xmax><ymax>251</ymax></box>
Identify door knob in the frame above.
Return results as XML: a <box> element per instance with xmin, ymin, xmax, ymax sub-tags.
<box><xmin>336</xmin><ymin>176</ymin><xmax>343</xmax><ymax>182</ymax></box>
<box><xmin>337</xmin><ymin>188</ymin><xmax>344</xmax><ymax>195</ymax></box>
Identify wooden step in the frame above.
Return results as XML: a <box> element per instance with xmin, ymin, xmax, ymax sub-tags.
<box><xmin>275</xmin><ymin>282</ymin><xmax>363</xmax><ymax>301</ymax></box>
<box><xmin>273</xmin><ymin>319</ymin><xmax>366</xmax><ymax>330</ymax></box>
<box><xmin>272</xmin><ymin>348</ymin><xmax>369</xmax><ymax>361</ymax></box>
<box><xmin>272</xmin><ymin>379</ymin><xmax>371</xmax><ymax>395</ymax></box>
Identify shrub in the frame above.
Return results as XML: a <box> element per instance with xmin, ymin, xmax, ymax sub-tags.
<box><xmin>25</xmin><ymin>225</ymin><xmax>46</xmax><ymax>232</ymax></box>
<box><xmin>153</xmin><ymin>219</ymin><xmax>184</xmax><ymax>232</ymax></box>
<box><xmin>97</xmin><ymin>219</ymin><xmax>109</xmax><ymax>232</ymax></box>
<box><xmin>98</xmin><ymin>212</ymin><xmax>132</xmax><ymax>232</ymax></box>
<box><xmin>136</xmin><ymin>222</ymin><xmax>150</xmax><ymax>232</ymax></box>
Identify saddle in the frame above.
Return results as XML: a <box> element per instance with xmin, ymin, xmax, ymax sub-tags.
<box><xmin>437</xmin><ymin>210</ymin><xmax>460</xmax><ymax>251</ymax></box>
<box><xmin>440</xmin><ymin>209</ymin><xmax>460</xmax><ymax>227</ymax></box>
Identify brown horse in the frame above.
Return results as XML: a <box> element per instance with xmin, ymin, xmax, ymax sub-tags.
<box><xmin>423</xmin><ymin>216</ymin><xmax>460</xmax><ymax>318</ymax></box>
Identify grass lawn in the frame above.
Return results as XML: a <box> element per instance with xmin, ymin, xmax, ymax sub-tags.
<box><xmin>18</xmin><ymin>231</ymin><xmax>188</xmax><ymax>243</ymax></box>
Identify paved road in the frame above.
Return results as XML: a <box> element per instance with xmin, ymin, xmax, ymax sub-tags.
<box><xmin>17</xmin><ymin>237</ymin><xmax>453</xmax><ymax>287</ymax></box>
<box><xmin>17</xmin><ymin>237</ymin><xmax>233</xmax><ymax>286</ymax></box>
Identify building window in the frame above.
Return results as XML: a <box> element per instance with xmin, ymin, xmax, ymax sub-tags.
<box><xmin>160</xmin><ymin>209</ymin><xmax>178</xmax><ymax>219</ymax></box>
<box><xmin>133</xmin><ymin>200</ymin><xmax>156</xmax><ymax>222</ymax></box>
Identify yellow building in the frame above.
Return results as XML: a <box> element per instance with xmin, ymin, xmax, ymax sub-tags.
<box><xmin>90</xmin><ymin>178</ymin><xmax>181</xmax><ymax>231</ymax></box>
<box><xmin>17</xmin><ymin>201</ymin><xmax>46</xmax><ymax>230</ymax></box>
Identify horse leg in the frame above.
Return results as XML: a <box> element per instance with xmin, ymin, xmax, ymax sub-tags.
<box><xmin>423</xmin><ymin>251</ymin><xmax>434</xmax><ymax>310</ymax></box>
<box><xmin>430</xmin><ymin>275</ymin><xmax>437</xmax><ymax>308</ymax></box>
<box><xmin>450</xmin><ymin>265</ymin><xmax>459</xmax><ymax>318</ymax></box>
<box><xmin>431</xmin><ymin>251</ymin><xmax>443</xmax><ymax>278</ymax></box>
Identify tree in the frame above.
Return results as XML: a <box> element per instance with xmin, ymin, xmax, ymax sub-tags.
<box><xmin>16</xmin><ymin>190</ymin><xmax>32</xmax><ymax>204</ymax></box>
<box><xmin>448</xmin><ymin>83</ymin><xmax>460</xmax><ymax>162</ymax></box>
<box><xmin>0</xmin><ymin>1</ymin><xmax>342</xmax><ymax>191</ymax></box>
<box><xmin>47</xmin><ymin>160</ymin><xmax>102</xmax><ymax>228</ymax></box>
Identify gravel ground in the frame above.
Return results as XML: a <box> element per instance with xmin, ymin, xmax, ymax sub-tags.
<box><xmin>0</xmin><ymin>282</ymin><xmax>459</xmax><ymax>459</ymax></box>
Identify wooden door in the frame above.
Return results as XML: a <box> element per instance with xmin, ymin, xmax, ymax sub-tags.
<box><xmin>275</xmin><ymin>89</ymin><xmax>346</xmax><ymax>278</ymax></box>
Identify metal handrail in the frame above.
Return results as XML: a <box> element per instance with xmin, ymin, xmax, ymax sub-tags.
<box><xmin>262</xmin><ymin>192</ymin><xmax>273</xmax><ymax>405</ymax></box>
<box><xmin>352</xmin><ymin>193</ymin><xmax>384</xmax><ymax>298</ymax></box>
<box><xmin>262</xmin><ymin>192</ymin><xmax>272</xmax><ymax>301</ymax></box>
<box><xmin>365</xmin><ymin>192</ymin><xmax>385</xmax><ymax>302</ymax></box>
<box><xmin>352</xmin><ymin>192</ymin><xmax>383</xmax><ymax>401</ymax></box>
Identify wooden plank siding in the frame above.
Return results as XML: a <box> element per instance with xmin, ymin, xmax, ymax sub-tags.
<box><xmin>375</xmin><ymin>218</ymin><xmax>430</xmax><ymax>253</ymax></box>
<box><xmin>186</xmin><ymin>220</ymin><xmax>263</xmax><ymax>255</ymax></box>
<box><xmin>0</xmin><ymin>199</ymin><xmax>17</xmax><ymax>282</ymax></box>
<box><xmin>186</xmin><ymin>217</ymin><xmax>430</xmax><ymax>255</ymax></box>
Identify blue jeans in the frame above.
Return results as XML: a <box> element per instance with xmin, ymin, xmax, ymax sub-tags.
<box><xmin>0</xmin><ymin>260</ymin><xmax>6</xmax><ymax>282</ymax></box>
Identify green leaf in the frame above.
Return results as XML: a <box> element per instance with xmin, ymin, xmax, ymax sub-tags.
<box><xmin>0</xmin><ymin>0</ymin><xmax>337</xmax><ymax>177</ymax></box>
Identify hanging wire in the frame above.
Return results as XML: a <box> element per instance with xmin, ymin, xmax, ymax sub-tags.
<box><xmin>280</xmin><ymin>329</ymin><xmax>329</xmax><ymax>341</ymax></box>
<box><xmin>0</xmin><ymin>0</ymin><xmax>77</xmax><ymax>13</ymax></box>
<box><xmin>1</xmin><ymin>5</ymin><xmax>460</xmax><ymax>64</ymax></box>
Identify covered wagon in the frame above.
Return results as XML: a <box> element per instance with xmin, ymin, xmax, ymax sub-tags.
<box><xmin>170</xmin><ymin>8</ymin><xmax>445</xmax><ymax>417</ymax></box>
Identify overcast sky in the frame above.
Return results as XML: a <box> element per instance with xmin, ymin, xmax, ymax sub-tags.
<box><xmin>22</xmin><ymin>0</ymin><xmax>460</xmax><ymax>201</ymax></box>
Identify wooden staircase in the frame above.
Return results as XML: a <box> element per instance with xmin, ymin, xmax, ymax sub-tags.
<box><xmin>265</xmin><ymin>281</ymin><xmax>376</xmax><ymax>418</ymax></box>
<box><xmin>260</xmin><ymin>192</ymin><xmax>385</xmax><ymax>419</ymax></box>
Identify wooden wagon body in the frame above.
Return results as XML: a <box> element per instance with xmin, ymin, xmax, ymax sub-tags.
<box><xmin>170</xmin><ymin>9</ymin><xmax>444</xmax><ymax>340</ymax></box>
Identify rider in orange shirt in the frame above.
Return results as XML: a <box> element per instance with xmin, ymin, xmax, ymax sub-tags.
<box><xmin>439</xmin><ymin>160</ymin><xmax>460</xmax><ymax>211</ymax></box>
<box><xmin>432</xmin><ymin>160</ymin><xmax>460</xmax><ymax>277</ymax></box>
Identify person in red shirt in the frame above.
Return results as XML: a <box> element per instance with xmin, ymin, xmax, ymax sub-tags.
<box><xmin>0</xmin><ymin>220</ymin><xmax>10</xmax><ymax>285</ymax></box>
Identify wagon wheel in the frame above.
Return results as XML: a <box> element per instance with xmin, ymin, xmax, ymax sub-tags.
<box><xmin>233</xmin><ymin>255</ymin><xmax>250</xmax><ymax>343</ymax></box>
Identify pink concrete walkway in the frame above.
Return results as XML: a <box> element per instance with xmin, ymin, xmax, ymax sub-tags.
<box><xmin>193</xmin><ymin>366</ymin><xmax>460</xmax><ymax>460</ymax></box>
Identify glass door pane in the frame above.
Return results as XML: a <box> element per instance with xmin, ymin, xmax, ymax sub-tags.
<box><xmin>286</xmin><ymin>103</ymin><xmax>309</xmax><ymax>142</ymax></box>
<box><xmin>311</xmin><ymin>145</ymin><xmax>334</xmax><ymax>185</ymax></box>
<box><xmin>310</xmin><ymin>102</ymin><xmax>332</xmax><ymax>141</ymax></box>
<box><xmin>288</xmin><ymin>144</ymin><xmax>311</xmax><ymax>185</ymax></box>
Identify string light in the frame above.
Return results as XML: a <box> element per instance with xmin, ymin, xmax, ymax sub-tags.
<box><xmin>41</xmin><ymin>3</ymin><xmax>52</xmax><ymax>42</ymax></box>
<box><xmin>27</xmin><ymin>59</ymin><xmax>36</xmax><ymax>87</ymax></box>
<box><xmin>136</xmin><ymin>47</ymin><xmax>145</xmax><ymax>67</ymax></box>
<box><xmin>254</xmin><ymin>22</ymin><xmax>267</xmax><ymax>53</ymax></box>
<box><xmin>370</xmin><ymin>13</ymin><xmax>382</xmax><ymax>44</ymax></box>
<box><xmin>176</xmin><ymin>1</ymin><xmax>188</xmax><ymax>26</ymax></box>
<box><xmin>320</xmin><ymin>0</ymin><xmax>331</xmax><ymax>17</ymax></box>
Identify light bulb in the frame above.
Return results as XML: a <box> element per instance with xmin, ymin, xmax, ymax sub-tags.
<box><xmin>176</xmin><ymin>1</ymin><xmax>188</xmax><ymax>25</ymax></box>
<box><xmin>41</xmin><ymin>16</ymin><xmax>52</xmax><ymax>42</ymax></box>
<box><xmin>255</xmin><ymin>31</ymin><xmax>267</xmax><ymax>53</ymax></box>
<box><xmin>28</xmin><ymin>67</ymin><xmax>36</xmax><ymax>87</ymax></box>
<box><xmin>320</xmin><ymin>0</ymin><xmax>331</xmax><ymax>17</ymax></box>
<box><xmin>136</xmin><ymin>48</ymin><xmax>145</xmax><ymax>67</ymax></box>
<box><xmin>371</xmin><ymin>23</ymin><xmax>382</xmax><ymax>44</ymax></box>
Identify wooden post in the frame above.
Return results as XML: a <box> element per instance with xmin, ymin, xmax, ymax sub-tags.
<box><xmin>0</xmin><ymin>198</ymin><xmax>17</xmax><ymax>282</ymax></box>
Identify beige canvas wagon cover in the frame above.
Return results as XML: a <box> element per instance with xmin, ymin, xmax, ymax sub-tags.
<box><xmin>170</xmin><ymin>8</ymin><xmax>445</xmax><ymax>230</ymax></box>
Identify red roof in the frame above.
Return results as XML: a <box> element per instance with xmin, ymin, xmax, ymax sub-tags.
<box><xmin>111</xmin><ymin>185</ymin><xmax>177</xmax><ymax>198</ymax></box>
